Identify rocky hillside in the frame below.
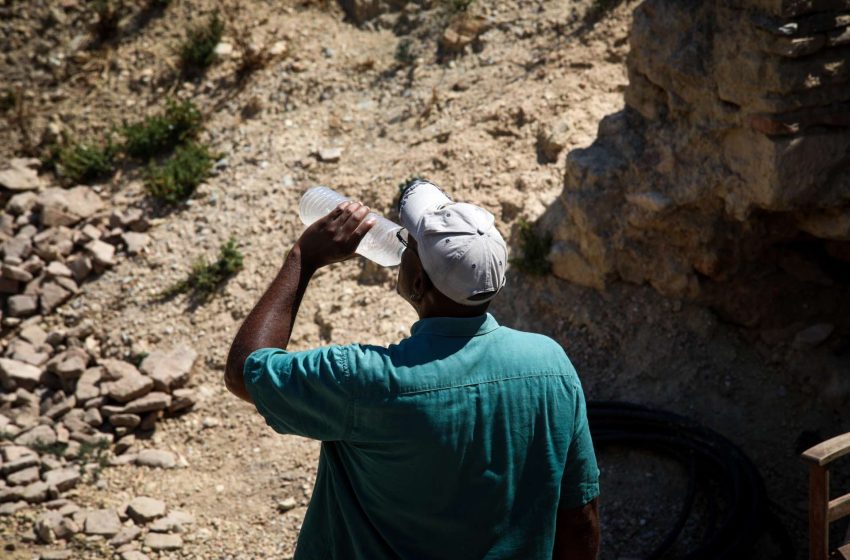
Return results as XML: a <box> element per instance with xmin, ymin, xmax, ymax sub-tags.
<box><xmin>0</xmin><ymin>1</ymin><xmax>642</xmax><ymax>558</ymax></box>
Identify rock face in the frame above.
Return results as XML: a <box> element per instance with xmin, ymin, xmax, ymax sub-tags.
<box><xmin>543</xmin><ymin>0</ymin><xmax>850</xmax><ymax>297</ymax></box>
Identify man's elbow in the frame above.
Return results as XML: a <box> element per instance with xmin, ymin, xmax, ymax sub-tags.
<box><xmin>224</xmin><ymin>354</ymin><xmax>253</xmax><ymax>403</ymax></box>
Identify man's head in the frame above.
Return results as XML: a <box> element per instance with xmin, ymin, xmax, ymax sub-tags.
<box><xmin>396</xmin><ymin>180</ymin><xmax>508</xmax><ymax>318</ymax></box>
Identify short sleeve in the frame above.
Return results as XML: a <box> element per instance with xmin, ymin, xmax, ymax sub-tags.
<box><xmin>243</xmin><ymin>346</ymin><xmax>354</xmax><ymax>441</ymax></box>
<box><xmin>559</xmin><ymin>378</ymin><xmax>600</xmax><ymax>509</ymax></box>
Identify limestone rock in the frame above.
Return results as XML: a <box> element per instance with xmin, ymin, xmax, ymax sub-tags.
<box><xmin>84</xmin><ymin>508</ymin><xmax>122</xmax><ymax>536</ymax></box>
<box><xmin>84</xmin><ymin>239</ymin><xmax>115</xmax><ymax>268</ymax></box>
<box><xmin>103</xmin><ymin>371</ymin><xmax>153</xmax><ymax>403</ymax></box>
<box><xmin>0</xmin><ymin>357</ymin><xmax>43</xmax><ymax>390</ymax></box>
<box><xmin>15</xmin><ymin>424</ymin><xmax>56</xmax><ymax>447</ymax></box>
<box><xmin>40</xmin><ymin>281</ymin><xmax>73</xmax><ymax>313</ymax></box>
<box><xmin>43</xmin><ymin>467</ymin><xmax>80</xmax><ymax>492</ymax></box>
<box><xmin>38</xmin><ymin>186</ymin><xmax>104</xmax><ymax>228</ymax></box>
<box><xmin>150</xmin><ymin>510</ymin><xmax>195</xmax><ymax>533</ymax></box>
<box><xmin>143</xmin><ymin>532</ymin><xmax>182</xmax><ymax>551</ymax></box>
<box><xmin>136</xmin><ymin>449</ymin><xmax>176</xmax><ymax>469</ymax></box>
<box><xmin>122</xmin><ymin>232</ymin><xmax>149</xmax><ymax>255</ymax></box>
<box><xmin>108</xmin><ymin>525</ymin><xmax>141</xmax><ymax>546</ymax></box>
<box><xmin>317</xmin><ymin>147</ymin><xmax>342</xmax><ymax>162</ymax></box>
<box><xmin>127</xmin><ymin>496</ymin><xmax>166</xmax><ymax>523</ymax></box>
<box><xmin>0</xmin><ymin>158</ymin><xmax>42</xmax><ymax>191</ymax></box>
<box><xmin>122</xmin><ymin>392</ymin><xmax>171</xmax><ymax>414</ymax></box>
<box><xmin>7</xmin><ymin>295</ymin><xmax>39</xmax><ymax>318</ymax></box>
<box><xmin>22</xmin><ymin>481</ymin><xmax>50</xmax><ymax>503</ymax></box>
<box><xmin>140</xmin><ymin>345</ymin><xmax>197</xmax><ymax>391</ymax></box>
<box><xmin>536</xmin><ymin>117</ymin><xmax>570</xmax><ymax>163</ymax></box>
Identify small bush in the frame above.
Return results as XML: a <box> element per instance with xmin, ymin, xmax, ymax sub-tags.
<box><xmin>91</xmin><ymin>0</ymin><xmax>124</xmax><ymax>41</ymax></box>
<box><xmin>446</xmin><ymin>0</ymin><xmax>474</xmax><ymax>12</ymax></box>
<box><xmin>395</xmin><ymin>38</ymin><xmax>415</xmax><ymax>66</ymax></box>
<box><xmin>59</xmin><ymin>139</ymin><xmax>117</xmax><ymax>184</ymax></box>
<box><xmin>122</xmin><ymin>99</ymin><xmax>203</xmax><ymax>160</ymax></box>
<box><xmin>178</xmin><ymin>10</ymin><xmax>224</xmax><ymax>77</ymax></box>
<box><xmin>164</xmin><ymin>238</ymin><xmax>243</xmax><ymax>301</ymax></box>
<box><xmin>145</xmin><ymin>142</ymin><xmax>214</xmax><ymax>203</ymax></box>
<box><xmin>0</xmin><ymin>89</ymin><xmax>17</xmax><ymax>113</ymax></box>
<box><xmin>510</xmin><ymin>219</ymin><xmax>552</xmax><ymax>276</ymax></box>
<box><xmin>30</xmin><ymin>441</ymin><xmax>69</xmax><ymax>458</ymax></box>
<box><xmin>585</xmin><ymin>0</ymin><xmax>624</xmax><ymax>24</ymax></box>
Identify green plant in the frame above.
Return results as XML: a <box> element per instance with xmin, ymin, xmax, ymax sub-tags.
<box><xmin>0</xmin><ymin>89</ymin><xmax>17</xmax><ymax>113</ymax></box>
<box><xmin>59</xmin><ymin>138</ymin><xmax>117</xmax><ymax>184</ymax></box>
<box><xmin>122</xmin><ymin>99</ymin><xmax>203</xmax><ymax>160</ymax></box>
<box><xmin>586</xmin><ymin>0</ymin><xmax>623</xmax><ymax>23</ymax></box>
<box><xmin>144</xmin><ymin>142</ymin><xmax>214</xmax><ymax>203</ymax></box>
<box><xmin>78</xmin><ymin>439</ymin><xmax>110</xmax><ymax>481</ymax></box>
<box><xmin>30</xmin><ymin>441</ymin><xmax>69</xmax><ymax>458</ymax></box>
<box><xmin>395</xmin><ymin>38</ymin><xmax>415</xmax><ymax>66</ymax></box>
<box><xmin>91</xmin><ymin>0</ymin><xmax>124</xmax><ymax>41</ymax></box>
<box><xmin>178</xmin><ymin>10</ymin><xmax>224</xmax><ymax>76</ymax></box>
<box><xmin>447</xmin><ymin>0</ymin><xmax>474</xmax><ymax>12</ymax></box>
<box><xmin>163</xmin><ymin>238</ymin><xmax>244</xmax><ymax>301</ymax></box>
<box><xmin>510</xmin><ymin>219</ymin><xmax>552</xmax><ymax>276</ymax></box>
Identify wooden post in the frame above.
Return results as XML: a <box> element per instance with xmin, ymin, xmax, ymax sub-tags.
<box><xmin>810</xmin><ymin>464</ymin><xmax>829</xmax><ymax>560</ymax></box>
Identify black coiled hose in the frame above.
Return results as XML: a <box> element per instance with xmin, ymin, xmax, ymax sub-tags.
<box><xmin>587</xmin><ymin>402</ymin><xmax>796</xmax><ymax>560</ymax></box>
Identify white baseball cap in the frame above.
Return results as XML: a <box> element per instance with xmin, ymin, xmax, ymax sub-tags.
<box><xmin>398</xmin><ymin>180</ymin><xmax>508</xmax><ymax>306</ymax></box>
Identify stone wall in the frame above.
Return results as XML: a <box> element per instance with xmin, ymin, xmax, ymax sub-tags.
<box><xmin>543</xmin><ymin>0</ymin><xmax>850</xmax><ymax>297</ymax></box>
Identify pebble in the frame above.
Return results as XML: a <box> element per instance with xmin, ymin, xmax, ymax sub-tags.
<box><xmin>136</xmin><ymin>449</ymin><xmax>177</xmax><ymax>469</ymax></box>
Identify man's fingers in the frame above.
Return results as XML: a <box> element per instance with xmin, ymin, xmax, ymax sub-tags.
<box><xmin>352</xmin><ymin>216</ymin><xmax>377</xmax><ymax>240</ymax></box>
<box><xmin>340</xmin><ymin>204</ymin><xmax>370</xmax><ymax>232</ymax></box>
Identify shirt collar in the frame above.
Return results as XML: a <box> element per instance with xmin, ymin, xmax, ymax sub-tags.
<box><xmin>410</xmin><ymin>313</ymin><xmax>500</xmax><ymax>338</ymax></box>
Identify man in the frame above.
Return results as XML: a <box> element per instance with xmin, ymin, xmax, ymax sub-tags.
<box><xmin>225</xmin><ymin>180</ymin><xmax>600</xmax><ymax>559</ymax></box>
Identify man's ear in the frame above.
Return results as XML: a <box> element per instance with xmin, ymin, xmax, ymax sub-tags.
<box><xmin>413</xmin><ymin>262</ymin><xmax>433</xmax><ymax>298</ymax></box>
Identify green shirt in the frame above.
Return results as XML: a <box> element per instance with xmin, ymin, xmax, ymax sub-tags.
<box><xmin>244</xmin><ymin>313</ymin><xmax>599</xmax><ymax>560</ymax></box>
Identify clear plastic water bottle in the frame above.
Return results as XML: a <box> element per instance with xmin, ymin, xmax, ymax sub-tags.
<box><xmin>299</xmin><ymin>186</ymin><xmax>404</xmax><ymax>267</ymax></box>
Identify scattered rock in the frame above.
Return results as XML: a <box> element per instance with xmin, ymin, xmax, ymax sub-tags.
<box><xmin>122</xmin><ymin>392</ymin><xmax>171</xmax><ymax>414</ymax></box>
<box><xmin>7</xmin><ymin>294</ymin><xmax>39</xmax><ymax>318</ymax></box>
<box><xmin>0</xmin><ymin>357</ymin><xmax>44</xmax><ymax>390</ymax></box>
<box><xmin>150</xmin><ymin>510</ymin><xmax>195</xmax><ymax>533</ymax></box>
<box><xmin>139</xmin><ymin>345</ymin><xmax>197</xmax><ymax>391</ymax></box>
<box><xmin>40</xmin><ymin>550</ymin><xmax>73</xmax><ymax>560</ymax></box>
<box><xmin>143</xmin><ymin>532</ymin><xmax>183</xmax><ymax>551</ymax></box>
<box><xmin>135</xmin><ymin>449</ymin><xmax>176</xmax><ymax>469</ymax></box>
<box><xmin>127</xmin><ymin>496</ymin><xmax>166</xmax><ymax>523</ymax></box>
<box><xmin>0</xmin><ymin>158</ymin><xmax>42</xmax><ymax>191</ymax></box>
<box><xmin>14</xmin><ymin>425</ymin><xmax>56</xmax><ymax>447</ymax></box>
<box><xmin>122</xmin><ymin>232</ymin><xmax>149</xmax><ymax>255</ymax></box>
<box><xmin>317</xmin><ymin>147</ymin><xmax>342</xmax><ymax>163</ymax></box>
<box><xmin>277</xmin><ymin>497</ymin><xmax>298</xmax><ymax>512</ymax></box>
<box><xmin>43</xmin><ymin>467</ymin><xmax>80</xmax><ymax>492</ymax></box>
<box><xmin>84</xmin><ymin>239</ymin><xmax>115</xmax><ymax>268</ymax></box>
<box><xmin>103</xmin><ymin>371</ymin><xmax>154</xmax><ymax>403</ymax></box>
<box><xmin>792</xmin><ymin>323</ymin><xmax>834</xmax><ymax>349</ymax></box>
<box><xmin>108</xmin><ymin>525</ymin><xmax>142</xmax><ymax>547</ymax></box>
<box><xmin>38</xmin><ymin>186</ymin><xmax>104</xmax><ymax>227</ymax></box>
<box><xmin>84</xmin><ymin>508</ymin><xmax>122</xmax><ymax>536</ymax></box>
<box><xmin>536</xmin><ymin>117</ymin><xmax>570</xmax><ymax>163</ymax></box>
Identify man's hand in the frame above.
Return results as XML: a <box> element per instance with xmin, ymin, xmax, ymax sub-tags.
<box><xmin>296</xmin><ymin>201</ymin><xmax>376</xmax><ymax>271</ymax></box>
<box><xmin>553</xmin><ymin>498</ymin><xmax>599</xmax><ymax>560</ymax></box>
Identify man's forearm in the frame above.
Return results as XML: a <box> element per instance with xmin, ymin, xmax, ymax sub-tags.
<box><xmin>553</xmin><ymin>499</ymin><xmax>600</xmax><ymax>560</ymax></box>
<box><xmin>224</xmin><ymin>244</ymin><xmax>315</xmax><ymax>403</ymax></box>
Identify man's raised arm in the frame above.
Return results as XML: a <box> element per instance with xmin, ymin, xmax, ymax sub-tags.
<box><xmin>223</xmin><ymin>201</ymin><xmax>374</xmax><ymax>403</ymax></box>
